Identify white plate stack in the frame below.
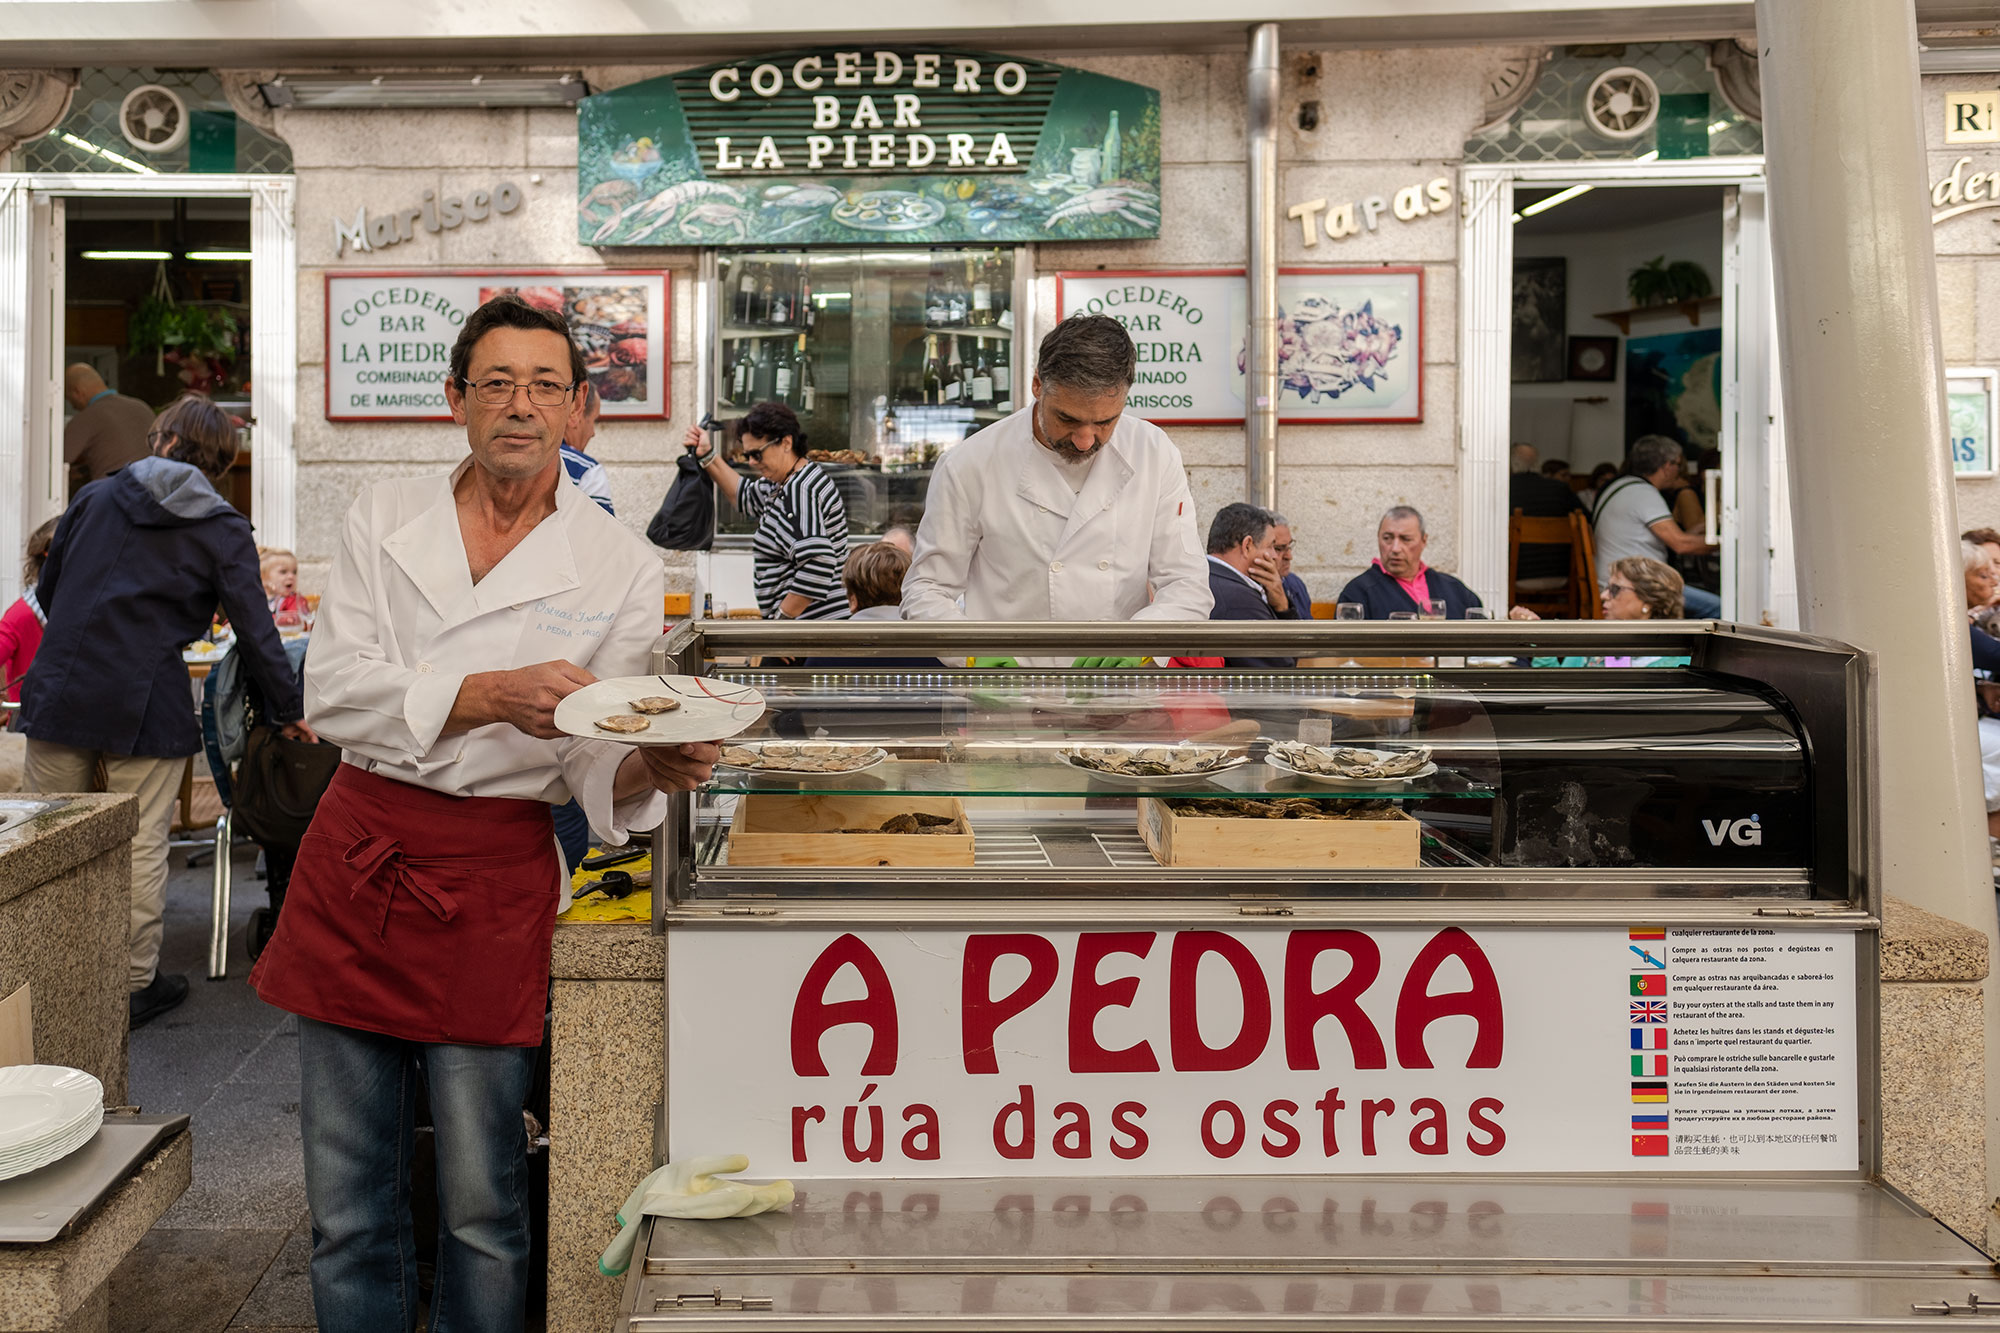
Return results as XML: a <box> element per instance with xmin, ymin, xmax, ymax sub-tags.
<box><xmin>0</xmin><ymin>1066</ymin><xmax>105</xmax><ymax>1181</ymax></box>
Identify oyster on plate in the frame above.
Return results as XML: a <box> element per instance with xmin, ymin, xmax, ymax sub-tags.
<box><xmin>1060</xmin><ymin>742</ymin><xmax>1233</xmax><ymax>776</ymax></box>
<box><xmin>1269</xmin><ymin>741</ymin><xmax>1431</xmax><ymax>778</ymax></box>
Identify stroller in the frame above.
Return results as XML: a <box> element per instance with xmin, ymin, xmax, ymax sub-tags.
<box><xmin>199</xmin><ymin>637</ymin><xmax>338</xmax><ymax>964</ymax></box>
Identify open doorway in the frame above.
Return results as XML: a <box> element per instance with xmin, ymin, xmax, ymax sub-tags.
<box><xmin>1508</xmin><ymin>184</ymin><xmax>1726</xmax><ymax>617</ymax></box>
<box><xmin>61</xmin><ymin>195</ymin><xmax>254</xmax><ymax>512</ymax></box>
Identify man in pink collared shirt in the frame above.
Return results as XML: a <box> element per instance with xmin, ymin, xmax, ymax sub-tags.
<box><xmin>1334</xmin><ymin>505</ymin><xmax>1486</xmax><ymax>619</ymax></box>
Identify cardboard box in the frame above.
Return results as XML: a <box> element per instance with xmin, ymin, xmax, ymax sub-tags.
<box><xmin>728</xmin><ymin>794</ymin><xmax>974</xmax><ymax>867</ymax></box>
<box><xmin>1137</xmin><ymin>798</ymin><xmax>1421</xmax><ymax>869</ymax></box>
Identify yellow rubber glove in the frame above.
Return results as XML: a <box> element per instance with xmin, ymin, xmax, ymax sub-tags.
<box><xmin>599</xmin><ymin>1154</ymin><xmax>796</xmax><ymax>1276</ymax></box>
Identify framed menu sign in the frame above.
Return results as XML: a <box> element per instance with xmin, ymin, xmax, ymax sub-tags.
<box><xmin>1054</xmin><ymin>267</ymin><xmax>1424</xmax><ymax>426</ymax></box>
<box><xmin>324</xmin><ymin>270</ymin><xmax>671</xmax><ymax>421</ymax></box>
<box><xmin>1949</xmin><ymin>368</ymin><xmax>1996</xmax><ymax>478</ymax></box>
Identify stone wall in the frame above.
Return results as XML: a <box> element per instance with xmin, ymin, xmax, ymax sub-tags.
<box><xmin>280</xmin><ymin>48</ymin><xmax>1504</xmax><ymax>601</ymax></box>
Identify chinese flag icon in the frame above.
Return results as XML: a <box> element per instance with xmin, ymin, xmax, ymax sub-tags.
<box><xmin>1632</xmin><ymin>1135</ymin><xmax>1669</xmax><ymax>1156</ymax></box>
<box><xmin>1630</xmin><ymin>974</ymin><xmax>1666</xmax><ymax>997</ymax></box>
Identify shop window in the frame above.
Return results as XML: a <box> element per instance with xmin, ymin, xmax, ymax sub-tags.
<box><xmin>1466</xmin><ymin>42</ymin><xmax>1763</xmax><ymax>164</ymax></box>
<box><xmin>711</xmin><ymin>246</ymin><xmax>1020</xmax><ymax>539</ymax></box>
<box><xmin>23</xmin><ymin>68</ymin><xmax>292</xmax><ymax>175</ymax></box>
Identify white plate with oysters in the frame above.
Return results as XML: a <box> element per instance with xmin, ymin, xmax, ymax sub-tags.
<box><xmin>1263</xmin><ymin>742</ymin><xmax>1436</xmax><ymax>787</ymax></box>
<box><xmin>1057</xmin><ymin>742</ymin><xmax>1247</xmax><ymax>786</ymax></box>
<box><xmin>552</xmin><ymin>675</ymin><xmax>766</xmax><ymax>746</ymax></box>
<box><xmin>718</xmin><ymin>741</ymin><xmax>889</xmax><ymax>775</ymax></box>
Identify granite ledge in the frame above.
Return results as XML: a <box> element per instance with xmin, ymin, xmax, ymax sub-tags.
<box><xmin>1882</xmin><ymin>896</ymin><xmax>1990</xmax><ymax>984</ymax></box>
<box><xmin>0</xmin><ymin>795</ymin><xmax>138</xmax><ymax>912</ymax></box>
<box><xmin>552</xmin><ymin>921</ymin><xmax>665</xmax><ymax>981</ymax></box>
<box><xmin>0</xmin><ymin>1129</ymin><xmax>191</xmax><ymax>1331</ymax></box>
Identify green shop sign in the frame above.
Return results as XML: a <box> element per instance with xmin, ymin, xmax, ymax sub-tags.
<box><xmin>576</xmin><ymin>48</ymin><xmax>1161</xmax><ymax>247</ymax></box>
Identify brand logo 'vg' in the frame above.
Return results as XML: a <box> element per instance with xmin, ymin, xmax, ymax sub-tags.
<box><xmin>1702</xmin><ymin>814</ymin><xmax>1763</xmax><ymax>847</ymax></box>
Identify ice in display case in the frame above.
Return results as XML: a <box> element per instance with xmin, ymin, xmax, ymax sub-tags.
<box><xmin>617</xmin><ymin>621</ymin><xmax>2000</xmax><ymax>1332</ymax></box>
<box><xmin>708</xmin><ymin>247</ymin><xmax>1024</xmax><ymax>537</ymax></box>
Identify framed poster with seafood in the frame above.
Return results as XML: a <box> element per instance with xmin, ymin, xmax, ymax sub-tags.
<box><xmin>1054</xmin><ymin>267</ymin><xmax>1423</xmax><ymax>425</ymax></box>
<box><xmin>324</xmin><ymin>270</ymin><xmax>670</xmax><ymax>421</ymax></box>
<box><xmin>1272</xmin><ymin>267</ymin><xmax>1423</xmax><ymax>425</ymax></box>
<box><xmin>575</xmin><ymin>48</ymin><xmax>1162</xmax><ymax>247</ymax></box>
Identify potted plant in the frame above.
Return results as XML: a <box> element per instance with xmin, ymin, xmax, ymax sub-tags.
<box><xmin>129</xmin><ymin>264</ymin><xmax>238</xmax><ymax>375</ymax></box>
<box><xmin>1628</xmin><ymin>255</ymin><xmax>1714</xmax><ymax>308</ymax></box>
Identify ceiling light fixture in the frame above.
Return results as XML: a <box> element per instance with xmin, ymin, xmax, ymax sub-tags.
<box><xmin>56</xmin><ymin>131</ymin><xmax>158</xmax><ymax>174</ymax></box>
<box><xmin>1509</xmin><ymin>151</ymin><xmax>1660</xmax><ymax>225</ymax></box>
<box><xmin>81</xmin><ymin>249</ymin><xmax>173</xmax><ymax>260</ymax></box>
<box><xmin>186</xmin><ymin>250</ymin><xmax>254</xmax><ymax>262</ymax></box>
<box><xmin>259</xmin><ymin>73</ymin><xmax>588</xmax><ymax>109</ymax></box>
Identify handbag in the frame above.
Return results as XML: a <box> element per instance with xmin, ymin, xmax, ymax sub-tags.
<box><xmin>233</xmin><ymin>723</ymin><xmax>341</xmax><ymax>847</ymax></box>
<box><xmin>646</xmin><ymin>452</ymin><xmax>715</xmax><ymax>551</ymax></box>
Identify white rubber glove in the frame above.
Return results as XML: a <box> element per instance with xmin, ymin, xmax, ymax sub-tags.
<box><xmin>599</xmin><ymin>1154</ymin><xmax>796</xmax><ymax>1276</ymax></box>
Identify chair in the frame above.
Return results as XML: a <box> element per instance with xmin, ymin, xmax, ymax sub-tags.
<box><xmin>1509</xmin><ymin>510</ymin><xmax>1584</xmax><ymax>619</ymax></box>
<box><xmin>1570</xmin><ymin>510</ymin><xmax>1602</xmax><ymax>620</ymax></box>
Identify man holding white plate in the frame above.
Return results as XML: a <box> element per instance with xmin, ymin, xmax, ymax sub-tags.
<box><xmin>249</xmin><ymin>295</ymin><xmax>721</xmax><ymax>1333</ymax></box>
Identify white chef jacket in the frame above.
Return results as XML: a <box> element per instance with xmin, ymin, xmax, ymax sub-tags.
<box><xmin>900</xmin><ymin>406</ymin><xmax>1213</xmax><ymax>622</ymax></box>
<box><xmin>304</xmin><ymin>458</ymin><xmax>669</xmax><ymax>859</ymax></box>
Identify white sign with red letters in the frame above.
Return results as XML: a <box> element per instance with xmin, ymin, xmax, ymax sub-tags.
<box><xmin>667</xmin><ymin>925</ymin><xmax>1857</xmax><ymax>1177</ymax></box>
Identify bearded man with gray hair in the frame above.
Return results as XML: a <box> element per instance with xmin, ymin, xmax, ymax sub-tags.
<box><xmin>901</xmin><ymin>313</ymin><xmax>1211</xmax><ymax>625</ymax></box>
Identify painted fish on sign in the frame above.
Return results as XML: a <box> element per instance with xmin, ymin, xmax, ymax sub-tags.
<box><xmin>575</xmin><ymin>47</ymin><xmax>1162</xmax><ymax>246</ymax></box>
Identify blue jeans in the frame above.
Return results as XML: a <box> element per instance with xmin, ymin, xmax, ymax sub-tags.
<box><xmin>298</xmin><ymin>1016</ymin><xmax>535</xmax><ymax>1333</ymax></box>
<box><xmin>550</xmin><ymin>798</ymin><xmax>591</xmax><ymax>875</ymax></box>
<box><xmin>1682</xmin><ymin>584</ymin><xmax>1723</xmax><ymax>618</ymax></box>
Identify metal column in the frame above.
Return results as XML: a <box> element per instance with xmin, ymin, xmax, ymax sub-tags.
<box><xmin>1755</xmin><ymin>0</ymin><xmax>2000</xmax><ymax>1252</ymax></box>
<box><xmin>1244</xmin><ymin>23</ymin><xmax>1280</xmax><ymax>510</ymax></box>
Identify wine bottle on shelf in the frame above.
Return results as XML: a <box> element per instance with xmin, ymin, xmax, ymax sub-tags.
<box><xmin>796</xmin><ymin>335</ymin><xmax>816</xmax><ymax>413</ymax></box>
<box><xmin>946</xmin><ymin>257</ymin><xmax>968</xmax><ymax>326</ymax></box>
<box><xmin>969</xmin><ymin>254</ymin><xmax>995</xmax><ymax>328</ymax></box>
<box><xmin>970</xmin><ymin>338</ymin><xmax>995</xmax><ymax>408</ymax></box>
<box><xmin>943</xmin><ymin>335</ymin><xmax>964</xmax><ymax>404</ymax></box>
<box><xmin>755</xmin><ymin>264</ymin><xmax>776</xmax><ymax>326</ymax></box>
<box><xmin>751</xmin><ymin>339</ymin><xmax>777</xmax><ymax>401</ymax></box>
<box><xmin>724</xmin><ymin>340</ymin><xmax>748</xmax><ymax>402</ymax></box>
<box><xmin>767</xmin><ymin>258</ymin><xmax>794</xmax><ymax>326</ymax></box>
<box><xmin>799</xmin><ymin>264</ymin><xmax>816</xmax><ymax>332</ymax></box>
<box><xmin>772</xmin><ymin>336</ymin><xmax>795</xmax><ymax>406</ymax></box>
<box><xmin>921</xmin><ymin>334</ymin><xmax>942</xmax><ymax>406</ymax></box>
<box><xmin>993</xmin><ymin>335</ymin><xmax>1013</xmax><ymax>411</ymax></box>
<box><xmin>924</xmin><ymin>251</ymin><xmax>949</xmax><ymax>327</ymax></box>
<box><xmin>732</xmin><ymin>259</ymin><xmax>757</xmax><ymax>325</ymax></box>
<box><xmin>993</xmin><ymin>252</ymin><xmax>1014</xmax><ymax>330</ymax></box>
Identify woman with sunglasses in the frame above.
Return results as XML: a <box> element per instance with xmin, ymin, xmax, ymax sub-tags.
<box><xmin>683</xmin><ymin>401</ymin><xmax>849</xmax><ymax>621</ymax></box>
<box><xmin>1518</xmin><ymin>557</ymin><xmax>1692</xmax><ymax>666</ymax></box>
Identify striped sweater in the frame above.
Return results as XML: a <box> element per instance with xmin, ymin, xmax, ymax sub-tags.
<box><xmin>738</xmin><ymin>461</ymin><xmax>850</xmax><ymax>620</ymax></box>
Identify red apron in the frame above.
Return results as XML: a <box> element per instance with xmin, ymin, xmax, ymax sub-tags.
<box><xmin>249</xmin><ymin>764</ymin><xmax>560</xmax><ymax>1047</ymax></box>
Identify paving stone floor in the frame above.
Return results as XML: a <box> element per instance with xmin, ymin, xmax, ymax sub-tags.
<box><xmin>107</xmin><ymin>841</ymin><xmax>315</xmax><ymax>1333</ymax></box>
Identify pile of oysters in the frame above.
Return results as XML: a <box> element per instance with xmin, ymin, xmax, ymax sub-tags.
<box><xmin>1268</xmin><ymin>742</ymin><xmax>1431</xmax><ymax>779</ymax></box>
<box><xmin>1059</xmin><ymin>743</ymin><xmax>1234</xmax><ymax>776</ymax></box>
<box><xmin>719</xmin><ymin>742</ymin><xmax>884</xmax><ymax>773</ymax></box>
<box><xmin>836</xmin><ymin>812</ymin><xmax>963</xmax><ymax>835</ymax></box>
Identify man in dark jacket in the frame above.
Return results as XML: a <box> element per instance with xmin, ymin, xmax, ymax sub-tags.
<box><xmin>1335</xmin><ymin>505</ymin><xmax>1486</xmax><ymax>619</ymax></box>
<box><xmin>21</xmin><ymin>394</ymin><xmax>311</xmax><ymax>1027</ymax></box>
<box><xmin>1202</xmin><ymin>501</ymin><xmax>1299</xmax><ymax>669</ymax></box>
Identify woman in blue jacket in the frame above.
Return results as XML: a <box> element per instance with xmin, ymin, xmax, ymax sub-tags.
<box><xmin>20</xmin><ymin>394</ymin><xmax>313</xmax><ymax>1027</ymax></box>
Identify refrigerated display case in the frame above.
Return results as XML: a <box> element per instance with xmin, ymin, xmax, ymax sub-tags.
<box><xmin>616</xmin><ymin>619</ymin><xmax>2000</xmax><ymax>1330</ymax></box>
<box><xmin>707</xmin><ymin>247</ymin><xmax>1026</xmax><ymax>539</ymax></box>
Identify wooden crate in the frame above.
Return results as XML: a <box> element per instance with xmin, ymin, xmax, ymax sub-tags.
<box><xmin>728</xmin><ymin>794</ymin><xmax>974</xmax><ymax>867</ymax></box>
<box><xmin>1137</xmin><ymin>798</ymin><xmax>1420</xmax><ymax>869</ymax></box>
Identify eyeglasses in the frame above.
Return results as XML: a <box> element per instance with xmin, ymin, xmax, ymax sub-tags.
<box><xmin>1271</xmin><ymin>543</ymin><xmax>1294</xmax><ymax>556</ymax></box>
<box><xmin>146</xmin><ymin>428</ymin><xmax>175</xmax><ymax>446</ymax></box>
<box><xmin>740</xmin><ymin>447</ymin><xmax>766</xmax><ymax>462</ymax></box>
<box><xmin>1605</xmin><ymin>582</ymin><xmax>1636</xmax><ymax>598</ymax></box>
<box><xmin>459</xmin><ymin>376</ymin><xmax>576</xmax><ymax>407</ymax></box>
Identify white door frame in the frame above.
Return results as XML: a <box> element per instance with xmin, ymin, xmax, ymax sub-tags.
<box><xmin>1459</xmin><ymin>157</ymin><xmax>1784</xmax><ymax>625</ymax></box>
<box><xmin>0</xmin><ymin>172</ymin><xmax>297</xmax><ymax>606</ymax></box>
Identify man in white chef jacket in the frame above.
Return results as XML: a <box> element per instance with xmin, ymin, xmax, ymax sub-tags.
<box><xmin>901</xmin><ymin>313</ymin><xmax>1212</xmax><ymax>626</ymax></box>
<box><xmin>250</xmin><ymin>296</ymin><xmax>719</xmax><ymax>1333</ymax></box>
